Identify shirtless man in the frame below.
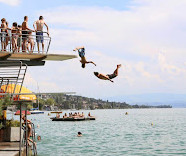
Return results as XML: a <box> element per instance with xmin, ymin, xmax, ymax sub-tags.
<box><xmin>0</xmin><ymin>18</ymin><xmax>7</xmax><ymax>51</ymax></box>
<box><xmin>33</xmin><ymin>16</ymin><xmax>49</xmax><ymax>53</ymax></box>
<box><xmin>94</xmin><ymin>64</ymin><xmax>121</xmax><ymax>83</ymax></box>
<box><xmin>73</xmin><ymin>46</ymin><xmax>96</xmax><ymax>68</ymax></box>
<box><xmin>22</xmin><ymin>16</ymin><xmax>34</xmax><ymax>52</ymax></box>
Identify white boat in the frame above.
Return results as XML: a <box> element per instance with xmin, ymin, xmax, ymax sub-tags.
<box><xmin>30</xmin><ymin>110</ymin><xmax>44</xmax><ymax>114</ymax></box>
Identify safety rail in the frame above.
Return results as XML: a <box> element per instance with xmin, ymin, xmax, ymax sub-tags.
<box><xmin>0</xmin><ymin>30</ymin><xmax>51</xmax><ymax>54</ymax></box>
<box><xmin>0</xmin><ymin>61</ymin><xmax>27</xmax><ymax>101</ymax></box>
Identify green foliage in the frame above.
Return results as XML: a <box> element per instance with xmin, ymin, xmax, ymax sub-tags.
<box><xmin>0</xmin><ymin>122</ymin><xmax>3</xmax><ymax>129</ymax></box>
<box><xmin>0</xmin><ymin>95</ymin><xmax>12</xmax><ymax>116</ymax></box>
<box><xmin>46</xmin><ymin>98</ymin><xmax>56</xmax><ymax>106</ymax></box>
<box><xmin>6</xmin><ymin>120</ymin><xmax>20</xmax><ymax>127</ymax></box>
<box><xmin>27</xmin><ymin>104</ymin><xmax>33</xmax><ymax>110</ymax></box>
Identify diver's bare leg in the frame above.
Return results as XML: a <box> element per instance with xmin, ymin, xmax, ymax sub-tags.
<box><xmin>113</xmin><ymin>64</ymin><xmax>121</xmax><ymax>76</ymax></box>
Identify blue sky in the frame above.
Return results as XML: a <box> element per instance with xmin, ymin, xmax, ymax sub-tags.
<box><xmin>0</xmin><ymin>0</ymin><xmax>186</xmax><ymax>103</ymax></box>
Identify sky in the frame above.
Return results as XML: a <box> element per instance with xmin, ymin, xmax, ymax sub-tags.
<box><xmin>0</xmin><ymin>0</ymin><xmax>186</xmax><ymax>102</ymax></box>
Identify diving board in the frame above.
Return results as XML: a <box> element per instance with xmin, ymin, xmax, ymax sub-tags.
<box><xmin>0</xmin><ymin>52</ymin><xmax>77</xmax><ymax>61</ymax></box>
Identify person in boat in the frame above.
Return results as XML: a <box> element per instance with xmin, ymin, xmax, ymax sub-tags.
<box><xmin>0</xmin><ymin>18</ymin><xmax>7</xmax><ymax>51</ymax></box>
<box><xmin>77</xmin><ymin>112</ymin><xmax>80</xmax><ymax>117</ymax></box>
<box><xmin>88</xmin><ymin>112</ymin><xmax>91</xmax><ymax>117</ymax></box>
<box><xmin>94</xmin><ymin>64</ymin><xmax>121</xmax><ymax>83</ymax></box>
<box><xmin>73</xmin><ymin>46</ymin><xmax>96</xmax><ymax>68</ymax></box>
<box><xmin>22</xmin><ymin>115</ymin><xmax>36</xmax><ymax>147</ymax></box>
<box><xmin>33</xmin><ymin>16</ymin><xmax>49</xmax><ymax>53</ymax></box>
<box><xmin>56</xmin><ymin>113</ymin><xmax>60</xmax><ymax>118</ymax></box>
<box><xmin>64</xmin><ymin>113</ymin><xmax>68</xmax><ymax>118</ymax></box>
<box><xmin>22</xmin><ymin>16</ymin><xmax>34</xmax><ymax>52</ymax></box>
<box><xmin>77</xmin><ymin>132</ymin><xmax>82</xmax><ymax>137</ymax></box>
<box><xmin>80</xmin><ymin>112</ymin><xmax>84</xmax><ymax>117</ymax></box>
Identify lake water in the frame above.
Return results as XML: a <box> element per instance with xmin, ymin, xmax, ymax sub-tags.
<box><xmin>11</xmin><ymin>108</ymin><xmax>186</xmax><ymax>156</ymax></box>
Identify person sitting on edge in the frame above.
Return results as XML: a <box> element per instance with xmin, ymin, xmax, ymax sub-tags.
<box><xmin>22</xmin><ymin>16</ymin><xmax>34</xmax><ymax>52</ymax></box>
<box><xmin>64</xmin><ymin>113</ymin><xmax>67</xmax><ymax>118</ymax></box>
<box><xmin>33</xmin><ymin>16</ymin><xmax>49</xmax><ymax>53</ymax></box>
<box><xmin>79</xmin><ymin>112</ymin><xmax>84</xmax><ymax>117</ymax></box>
<box><xmin>73</xmin><ymin>46</ymin><xmax>96</xmax><ymax>68</ymax></box>
<box><xmin>56</xmin><ymin>113</ymin><xmax>60</xmax><ymax>118</ymax></box>
<box><xmin>88</xmin><ymin>112</ymin><xmax>91</xmax><ymax>117</ymax></box>
<box><xmin>94</xmin><ymin>64</ymin><xmax>121</xmax><ymax>83</ymax></box>
<box><xmin>0</xmin><ymin>18</ymin><xmax>7</xmax><ymax>51</ymax></box>
<box><xmin>77</xmin><ymin>132</ymin><xmax>82</xmax><ymax>137</ymax></box>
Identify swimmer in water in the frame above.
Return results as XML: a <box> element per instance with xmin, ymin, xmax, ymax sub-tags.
<box><xmin>77</xmin><ymin>132</ymin><xmax>82</xmax><ymax>137</ymax></box>
<box><xmin>94</xmin><ymin>64</ymin><xmax>121</xmax><ymax>83</ymax></box>
<box><xmin>73</xmin><ymin>46</ymin><xmax>96</xmax><ymax>68</ymax></box>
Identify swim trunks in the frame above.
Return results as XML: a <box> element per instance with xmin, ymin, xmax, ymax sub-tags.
<box><xmin>106</xmin><ymin>73</ymin><xmax>117</xmax><ymax>79</ymax></box>
<box><xmin>22</xmin><ymin>30</ymin><xmax>28</xmax><ymax>40</ymax></box>
<box><xmin>17</xmin><ymin>37</ymin><xmax>22</xmax><ymax>47</ymax></box>
<box><xmin>36</xmin><ymin>31</ymin><xmax>43</xmax><ymax>43</ymax></box>
<box><xmin>78</xmin><ymin>48</ymin><xmax>85</xmax><ymax>57</ymax></box>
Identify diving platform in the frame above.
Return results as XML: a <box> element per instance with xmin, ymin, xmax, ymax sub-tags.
<box><xmin>0</xmin><ymin>31</ymin><xmax>77</xmax><ymax>66</ymax></box>
<box><xmin>0</xmin><ymin>52</ymin><xmax>77</xmax><ymax>66</ymax></box>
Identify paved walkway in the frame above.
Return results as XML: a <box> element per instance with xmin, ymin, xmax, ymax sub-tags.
<box><xmin>0</xmin><ymin>142</ymin><xmax>25</xmax><ymax>156</ymax></box>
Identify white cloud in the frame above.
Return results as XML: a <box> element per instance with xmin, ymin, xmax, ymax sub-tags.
<box><xmin>0</xmin><ymin>0</ymin><xmax>21</xmax><ymax>6</ymax></box>
<box><xmin>29</xmin><ymin>0</ymin><xmax>186</xmax><ymax>98</ymax></box>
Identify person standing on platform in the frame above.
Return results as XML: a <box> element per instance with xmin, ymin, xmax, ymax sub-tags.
<box><xmin>33</xmin><ymin>16</ymin><xmax>49</xmax><ymax>53</ymax></box>
<box><xmin>0</xmin><ymin>18</ymin><xmax>7</xmax><ymax>51</ymax></box>
<box><xmin>22</xmin><ymin>16</ymin><xmax>34</xmax><ymax>52</ymax></box>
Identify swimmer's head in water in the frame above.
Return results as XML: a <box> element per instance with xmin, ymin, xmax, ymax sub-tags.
<box><xmin>37</xmin><ymin>135</ymin><xmax>41</xmax><ymax>140</ymax></box>
<box><xmin>94</xmin><ymin>72</ymin><xmax>99</xmax><ymax>76</ymax></box>
<box><xmin>78</xmin><ymin>132</ymin><xmax>82</xmax><ymax>135</ymax></box>
<box><xmin>82</xmin><ymin>63</ymin><xmax>85</xmax><ymax>68</ymax></box>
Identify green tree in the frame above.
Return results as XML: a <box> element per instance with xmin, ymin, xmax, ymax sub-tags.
<box><xmin>64</xmin><ymin>101</ymin><xmax>70</xmax><ymax>109</ymax></box>
<box><xmin>46</xmin><ymin>98</ymin><xmax>56</xmax><ymax>106</ymax></box>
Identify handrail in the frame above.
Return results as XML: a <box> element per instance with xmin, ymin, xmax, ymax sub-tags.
<box><xmin>0</xmin><ymin>30</ymin><xmax>51</xmax><ymax>54</ymax></box>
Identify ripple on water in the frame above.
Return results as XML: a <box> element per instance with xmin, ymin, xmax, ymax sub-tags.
<box><xmin>8</xmin><ymin>109</ymin><xmax>186</xmax><ymax>156</ymax></box>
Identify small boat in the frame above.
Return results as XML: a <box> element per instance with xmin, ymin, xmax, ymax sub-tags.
<box><xmin>30</xmin><ymin>110</ymin><xmax>44</xmax><ymax>114</ymax></box>
<box><xmin>50</xmin><ymin>117</ymin><xmax>96</xmax><ymax>121</ymax></box>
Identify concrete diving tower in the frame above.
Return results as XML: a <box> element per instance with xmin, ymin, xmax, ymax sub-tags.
<box><xmin>0</xmin><ymin>31</ymin><xmax>77</xmax><ymax>66</ymax></box>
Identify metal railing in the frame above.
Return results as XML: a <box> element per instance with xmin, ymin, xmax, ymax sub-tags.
<box><xmin>0</xmin><ymin>61</ymin><xmax>27</xmax><ymax>101</ymax></box>
<box><xmin>0</xmin><ymin>29</ymin><xmax>51</xmax><ymax>54</ymax></box>
<box><xmin>22</xmin><ymin>122</ymin><xmax>37</xmax><ymax>156</ymax></box>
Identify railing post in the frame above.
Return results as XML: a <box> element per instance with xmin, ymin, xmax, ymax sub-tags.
<box><xmin>19</xmin><ymin>102</ymin><xmax>22</xmax><ymax>156</ymax></box>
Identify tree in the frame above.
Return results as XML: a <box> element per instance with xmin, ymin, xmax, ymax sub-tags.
<box><xmin>64</xmin><ymin>101</ymin><xmax>70</xmax><ymax>109</ymax></box>
<box><xmin>46</xmin><ymin>98</ymin><xmax>56</xmax><ymax>106</ymax></box>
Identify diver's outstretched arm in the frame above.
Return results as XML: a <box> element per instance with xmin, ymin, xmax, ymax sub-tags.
<box><xmin>73</xmin><ymin>46</ymin><xmax>85</xmax><ymax>51</ymax></box>
<box><xmin>87</xmin><ymin>61</ymin><xmax>96</xmax><ymax>66</ymax></box>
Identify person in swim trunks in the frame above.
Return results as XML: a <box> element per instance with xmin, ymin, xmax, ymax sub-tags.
<box><xmin>73</xmin><ymin>46</ymin><xmax>96</xmax><ymax>68</ymax></box>
<box><xmin>33</xmin><ymin>16</ymin><xmax>49</xmax><ymax>53</ymax></box>
<box><xmin>0</xmin><ymin>18</ymin><xmax>7</xmax><ymax>51</ymax></box>
<box><xmin>22</xmin><ymin>16</ymin><xmax>34</xmax><ymax>52</ymax></box>
<box><xmin>94</xmin><ymin>64</ymin><xmax>121</xmax><ymax>83</ymax></box>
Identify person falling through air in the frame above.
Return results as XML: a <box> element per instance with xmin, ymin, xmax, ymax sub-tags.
<box><xmin>94</xmin><ymin>64</ymin><xmax>121</xmax><ymax>83</ymax></box>
<box><xmin>73</xmin><ymin>46</ymin><xmax>96</xmax><ymax>68</ymax></box>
